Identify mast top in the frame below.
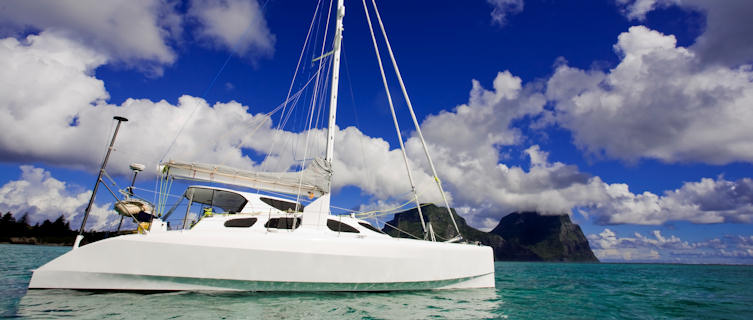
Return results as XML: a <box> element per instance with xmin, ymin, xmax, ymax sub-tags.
<box><xmin>323</xmin><ymin>0</ymin><xmax>346</xmax><ymax>166</ymax></box>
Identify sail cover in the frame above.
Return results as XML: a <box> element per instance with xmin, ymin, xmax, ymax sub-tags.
<box><xmin>160</xmin><ymin>158</ymin><xmax>332</xmax><ymax>197</ymax></box>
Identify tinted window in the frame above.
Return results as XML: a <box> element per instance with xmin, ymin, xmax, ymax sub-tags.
<box><xmin>224</xmin><ymin>218</ymin><xmax>257</xmax><ymax>228</ymax></box>
<box><xmin>264</xmin><ymin>217</ymin><xmax>301</xmax><ymax>229</ymax></box>
<box><xmin>185</xmin><ymin>187</ymin><xmax>248</xmax><ymax>213</ymax></box>
<box><xmin>327</xmin><ymin>219</ymin><xmax>360</xmax><ymax>233</ymax></box>
<box><xmin>260</xmin><ymin>197</ymin><xmax>302</xmax><ymax>213</ymax></box>
<box><xmin>358</xmin><ymin>222</ymin><xmax>384</xmax><ymax>234</ymax></box>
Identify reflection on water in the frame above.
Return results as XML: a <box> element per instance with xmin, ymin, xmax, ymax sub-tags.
<box><xmin>19</xmin><ymin>288</ymin><xmax>501</xmax><ymax>319</ymax></box>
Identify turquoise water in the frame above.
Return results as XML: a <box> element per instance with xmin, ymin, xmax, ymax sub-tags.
<box><xmin>2</xmin><ymin>244</ymin><xmax>752</xmax><ymax>319</ymax></box>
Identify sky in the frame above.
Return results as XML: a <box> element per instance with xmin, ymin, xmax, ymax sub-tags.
<box><xmin>1</xmin><ymin>0</ymin><xmax>752</xmax><ymax>264</ymax></box>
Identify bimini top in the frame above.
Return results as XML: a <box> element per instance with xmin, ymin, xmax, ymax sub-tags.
<box><xmin>184</xmin><ymin>186</ymin><xmax>248</xmax><ymax>213</ymax></box>
<box><xmin>160</xmin><ymin>158</ymin><xmax>332</xmax><ymax>198</ymax></box>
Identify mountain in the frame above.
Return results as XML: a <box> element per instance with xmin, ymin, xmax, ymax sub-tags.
<box><xmin>382</xmin><ymin>205</ymin><xmax>598</xmax><ymax>262</ymax></box>
<box><xmin>490</xmin><ymin>212</ymin><xmax>599</xmax><ymax>262</ymax></box>
<box><xmin>382</xmin><ymin>204</ymin><xmax>504</xmax><ymax>246</ymax></box>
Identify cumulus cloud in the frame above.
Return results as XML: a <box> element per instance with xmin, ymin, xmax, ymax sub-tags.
<box><xmin>408</xmin><ymin>28</ymin><xmax>753</xmax><ymax>226</ymax></box>
<box><xmin>0</xmin><ymin>31</ymin><xmax>289</xmax><ymax>174</ymax></box>
<box><xmin>614</xmin><ymin>0</ymin><xmax>663</xmax><ymax>20</ymax></box>
<box><xmin>0</xmin><ymin>30</ymin><xmax>594</xmax><ymax>228</ymax></box>
<box><xmin>589</xmin><ymin>228</ymin><xmax>753</xmax><ymax>263</ymax></box>
<box><xmin>0</xmin><ymin>166</ymin><xmax>115</xmax><ymax>231</ymax></box>
<box><xmin>392</xmin><ymin>72</ymin><xmax>647</xmax><ymax>226</ymax></box>
<box><xmin>188</xmin><ymin>0</ymin><xmax>275</xmax><ymax>58</ymax></box>
<box><xmin>591</xmin><ymin>176</ymin><xmax>753</xmax><ymax>225</ymax></box>
<box><xmin>404</xmin><ymin>69</ymin><xmax>753</xmax><ymax>226</ymax></box>
<box><xmin>615</xmin><ymin>0</ymin><xmax>753</xmax><ymax>67</ymax></box>
<box><xmin>401</xmin><ymin>71</ymin><xmax>598</xmax><ymax>223</ymax></box>
<box><xmin>332</xmin><ymin>127</ymin><xmax>442</xmax><ymax>203</ymax></box>
<box><xmin>0</xmin><ymin>31</ymin><xmax>435</xmax><ymax>206</ymax></box>
<box><xmin>0</xmin><ymin>0</ymin><xmax>276</xmax><ymax>73</ymax></box>
<box><xmin>0</xmin><ymin>0</ymin><xmax>181</xmax><ymax>72</ymax></box>
<box><xmin>486</xmin><ymin>0</ymin><xmax>524</xmax><ymax>26</ymax></box>
<box><xmin>4</xmin><ymin>29</ymin><xmax>753</xmax><ymax>231</ymax></box>
<box><xmin>548</xmin><ymin>26</ymin><xmax>753</xmax><ymax>165</ymax></box>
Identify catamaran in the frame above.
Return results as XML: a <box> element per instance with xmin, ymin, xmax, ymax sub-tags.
<box><xmin>28</xmin><ymin>0</ymin><xmax>494</xmax><ymax>291</ymax></box>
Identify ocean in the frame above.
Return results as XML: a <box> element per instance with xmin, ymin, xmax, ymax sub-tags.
<box><xmin>1</xmin><ymin>244</ymin><xmax>752</xmax><ymax>319</ymax></box>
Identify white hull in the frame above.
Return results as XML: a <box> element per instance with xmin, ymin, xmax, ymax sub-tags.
<box><xmin>29</xmin><ymin>0</ymin><xmax>499</xmax><ymax>293</ymax></box>
<box><xmin>29</xmin><ymin>228</ymin><xmax>494</xmax><ymax>291</ymax></box>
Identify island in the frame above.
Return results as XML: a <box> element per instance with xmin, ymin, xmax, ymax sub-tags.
<box><xmin>383</xmin><ymin>204</ymin><xmax>599</xmax><ymax>262</ymax></box>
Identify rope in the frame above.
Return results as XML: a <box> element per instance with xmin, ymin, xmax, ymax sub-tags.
<box><xmin>354</xmin><ymin>197</ymin><xmax>425</xmax><ymax>218</ymax></box>
<box><xmin>156</xmin><ymin>174</ymin><xmax>173</xmax><ymax>217</ymax></box>
<box><xmin>361</xmin><ymin>0</ymin><xmax>427</xmax><ymax>237</ymax></box>
<box><xmin>102</xmin><ymin>171</ymin><xmax>120</xmax><ymax>189</ymax></box>
<box><xmin>130</xmin><ymin>186</ymin><xmax>182</xmax><ymax>199</ymax></box>
<box><xmin>216</xmin><ymin>71</ymin><xmax>321</xmax><ymax>170</ymax></box>
<box><xmin>156</xmin><ymin>173</ymin><xmax>165</xmax><ymax>216</ymax></box>
<box><xmin>159</xmin><ymin>0</ymin><xmax>274</xmax><ymax>163</ymax></box>
<box><xmin>382</xmin><ymin>221</ymin><xmax>420</xmax><ymax>240</ymax></box>
<box><xmin>369</xmin><ymin>0</ymin><xmax>462</xmax><ymax>239</ymax></box>
<box><xmin>357</xmin><ymin>203</ymin><xmax>434</xmax><ymax>222</ymax></box>
<box><xmin>342</xmin><ymin>46</ymin><xmax>368</xmax><ymax>174</ymax></box>
<box><xmin>260</xmin><ymin>0</ymin><xmax>324</xmax><ymax>171</ymax></box>
<box><xmin>294</xmin><ymin>0</ymin><xmax>335</xmax><ymax>213</ymax></box>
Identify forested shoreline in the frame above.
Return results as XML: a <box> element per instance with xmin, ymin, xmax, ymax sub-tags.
<box><xmin>0</xmin><ymin>212</ymin><xmax>123</xmax><ymax>246</ymax></box>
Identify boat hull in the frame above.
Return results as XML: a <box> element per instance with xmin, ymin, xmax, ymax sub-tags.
<box><xmin>29</xmin><ymin>230</ymin><xmax>495</xmax><ymax>291</ymax></box>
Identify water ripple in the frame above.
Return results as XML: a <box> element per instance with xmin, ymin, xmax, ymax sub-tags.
<box><xmin>2</xmin><ymin>245</ymin><xmax>753</xmax><ymax>319</ymax></box>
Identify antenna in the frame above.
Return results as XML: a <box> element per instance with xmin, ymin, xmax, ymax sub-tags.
<box><xmin>127</xmin><ymin>163</ymin><xmax>146</xmax><ymax>196</ymax></box>
<box><xmin>115</xmin><ymin>162</ymin><xmax>145</xmax><ymax>233</ymax></box>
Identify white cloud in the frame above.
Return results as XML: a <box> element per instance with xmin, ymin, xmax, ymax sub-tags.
<box><xmin>0</xmin><ymin>30</ymin><xmax>587</xmax><ymax>229</ymax></box>
<box><xmin>548</xmin><ymin>26</ymin><xmax>753</xmax><ymax>165</ymax></box>
<box><xmin>409</xmin><ymin>88</ymin><xmax>753</xmax><ymax>227</ymax></box>
<box><xmin>188</xmin><ymin>0</ymin><xmax>275</xmax><ymax>58</ymax></box>
<box><xmin>0</xmin><ymin>166</ymin><xmax>115</xmax><ymax>231</ymax></box>
<box><xmin>615</xmin><ymin>0</ymin><xmax>753</xmax><ymax>67</ymax></box>
<box><xmin>404</xmin><ymin>72</ymin><xmax>548</xmax><ymax>211</ymax></box>
<box><xmin>0</xmin><ymin>31</ymin><xmax>432</xmax><ymax>206</ymax></box>
<box><xmin>486</xmin><ymin>0</ymin><xmax>524</xmax><ymax>26</ymax></box>
<box><xmin>0</xmin><ymin>31</ymin><xmax>282</xmax><ymax>176</ymax></box>
<box><xmin>589</xmin><ymin>228</ymin><xmax>753</xmax><ymax>263</ymax></box>
<box><xmin>332</xmin><ymin>127</ymin><xmax>440</xmax><ymax>203</ymax></box>
<box><xmin>390</xmin><ymin>72</ymin><xmax>628</xmax><ymax>226</ymax></box>
<box><xmin>3</xmin><ymin>30</ymin><xmax>753</xmax><ymax>231</ymax></box>
<box><xmin>0</xmin><ymin>0</ymin><xmax>181</xmax><ymax>72</ymax></box>
<box><xmin>0</xmin><ymin>0</ymin><xmax>277</xmax><ymax>73</ymax></box>
<box><xmin>587</xmin><ymin>176</ymin><xmax>753</xmax><ymax>225</ymax></box>
<box><xmin>614</xmin><ymin>0</ymin><xmax>662</xmax><ymax>20</ymax></box>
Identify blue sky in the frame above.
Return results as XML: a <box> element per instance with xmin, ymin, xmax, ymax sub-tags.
<box><xmin>1</xmin><ymin>0</ymin><xmax>753</xmax><ymax>264</ymax></box>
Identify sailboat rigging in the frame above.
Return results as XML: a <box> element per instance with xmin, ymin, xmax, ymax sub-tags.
<box><xmin>28</xmin><ymin>0</ymin><xmax>494</xmax><ymax>291</ymax></box>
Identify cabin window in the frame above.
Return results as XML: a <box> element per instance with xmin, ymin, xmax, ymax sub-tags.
<box><xmin>327</xmin><ymin>219</ymin><xmax>360</xmax><ymax>233</ymax></box>
<box><xmin>224</xmin><ymin>218</ymin><xmax>257</xmax><ymax>228</ymax></box>
<box><xmin>358</xmin><ymin>222</ymin><xmax>385</xmax><ymax>234</ymax></box>
<box><xmin>265</xmin><ymin>217</ymin><xmax>301</xmax><ymax>229</ymax></box>
<box><xmin>260</xmin><ymin>197</ymin><xmax>302</xmax><ymax>213</ymax></box>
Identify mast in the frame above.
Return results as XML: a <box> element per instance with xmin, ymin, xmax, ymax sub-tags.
<box><xmin>324</xmin><ymin>0</ymin><xmax>345</xmax><ymax>169</ymax></box>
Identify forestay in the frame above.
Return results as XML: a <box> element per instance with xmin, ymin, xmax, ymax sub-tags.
<box><xmin>160</xmin><ymin>158</ymin><xmax>332</xmax><ymax>198</ymax></box>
